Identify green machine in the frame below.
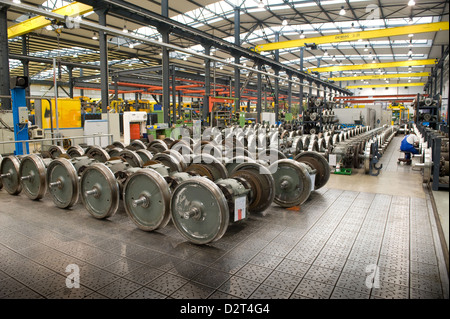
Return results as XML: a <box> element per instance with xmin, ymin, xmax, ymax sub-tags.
<box><xmin>285</xmin><ymin>113</ymin><xmax>293</xmax><ymax>122</ymax></box>
<box><xmin>147</xmin><ymin>110</ymin><xmax>171</xmax><ymax>140</ymax></box>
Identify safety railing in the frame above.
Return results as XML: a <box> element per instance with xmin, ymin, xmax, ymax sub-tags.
<box><xmin>0</xmin><ymin>133</ymin><xmax>113</xmax><ymax>156</ymax></box>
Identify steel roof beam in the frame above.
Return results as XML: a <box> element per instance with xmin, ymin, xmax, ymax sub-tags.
<box><xmin>72</xmin><ymin>0</ymin><xmax>350</xmax><ymax>94</ymax></box>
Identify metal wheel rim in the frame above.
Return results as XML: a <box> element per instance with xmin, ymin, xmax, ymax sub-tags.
<box><xmin>294</xmin><ymin>151</ymin><xmax>330</xmax><ymax>190</ymax></box>
<box><xmin>48</xmin><ymin>145</ymin><xmax>65</xmax><ymax>159</ymax></box>
<box><xmin>80</xmin><ymin>163</ymin><xmax>119</xmax><ymax>219</ymax></box>
<box><xmin>225</xmin><ymin>156</ymin><xmax>256</xmax><ymax>176</ymax></box>
<box><xmin>269</xmin><ymin>159</ymin><xmax>311</xmax><ymax>207</ymax></box>
<box><xmin>231</xmin><ymin>162</ymin><xmax>275</xmax><ymax>213</ymax></box>
<box><xmin>19</xmin><ymin>154</ymin><xmax>47</xmax><ymax>200</ymax></box>
<box><xmin>46</xmin><ymin>158</ymin><xmax>79</xmax><ymax>208</ymax></box>
<box><xmin>119</xmin><ymin>150</ymin><xmax>144</xmax><ymax>168</ymax></box>
<box><xmin>130</xmin><ymin>139</ymin><xmax>147</xmax><ymax>150</ymax></box>
<box><xmin>147</xmin><ymin>140</ymin><xmax>168</xmax><ymax>153</ymax></box>
<box><xmin>170</xmin><ymin>177</ymin><xmax>229</xmax><ymax>245</ymax></box>
<box><xmin>0</xmin><ymin>155</ymin><xmax>22</xmax><ymax>195</ymax></box>
<box><xmin>123</xmin><ymin>169</ymin><xmax>171</xmax><ymax>231</ymax></box>
<box><xmin>153</xmin><ymin>153</ymin><xmax>183</xmax><ymax>173</ymax></box>
<box><xmin>135</xmin><ymin>149</ymin><xmax>154</xmax><ymax>164</ymax></box>
<box><xmin>87</xmin><ymin>146</ymin><xmax>110</xmax><ymax>163</ymax></box>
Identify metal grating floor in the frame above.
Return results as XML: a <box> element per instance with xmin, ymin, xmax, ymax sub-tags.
<box><xmin>0</xmin><ymin>137</ymin><xmax>448</xmax><ymax>299</ymax></box>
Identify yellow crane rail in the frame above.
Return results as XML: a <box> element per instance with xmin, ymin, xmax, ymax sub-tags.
<box><xmin>253</xmin><ymin>22</ymin><xmax>449</xmax><ymax>52</ymax></box>
<box><xmin>346</xmin><ymin>82</ymin><xmax>425</xmax><ymax>89</ymax></box>
<box><xmin>8</xmin><ymin>2</ymin><xmax>93</xmax><ymax>39</ymax></box>
<box><xmin>329</xmin><ymin>72</ymin><xmax>430</xmax><ymax>82</ymax></box>
<box><xmin>311</xmin><ymin>59</ymin><xmax>437</xmax><ymax>73</ymax></box>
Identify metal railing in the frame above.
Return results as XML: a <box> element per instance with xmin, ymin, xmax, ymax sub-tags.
<box><xmin>0</xmin><ymin>133</ymin><xmax>113</xmax><ymax>156</ymax></box>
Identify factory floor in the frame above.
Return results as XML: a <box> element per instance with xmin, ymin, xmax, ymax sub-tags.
<box><xmin>0</xmin><ymin>135</ymin><xmax>448</xmax><ymax>300</ymax></box>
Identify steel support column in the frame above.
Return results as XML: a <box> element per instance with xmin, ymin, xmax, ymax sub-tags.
<box><xmin>0</xmin><ymin>5</ymin><xmax>10</xmax><ymax>110</ymax></box>
<box><xmin>171</xmin><ymin>65</ymin><xmax>176</xmax><ymax>124</ymax></box>
<box><xmin>299</xmin><ymin>48</ymin><xmax>304</xmax><ymax>119</ymax></box>
<box><xmin>274</xmin><ymin>32</ymin><xmax>280</xmax><ymax>122</ymax></box>
<box><xmin>309</xmin><ymin>80</ymin><xmax>313</xmax><ymax>99</ymax></box>
<box><xmin>68</xmin><ymin>66</ymin><xmax>74</xmax><ymax>98</ymax></box>
<box><xmin>21</xmin><ymin>35</ymin><xmax>31</xmax><ymax>108</ymax></box>
<box><xmin>256</xmin><ymin>63</ymin><xmax>262</xmax><ymax>121</ymax></box>
<box><xmin>160</xmin><ymin>0</ymin><xmax>170</xmax><ymax>124</ymax></box>
<box><xmin>299</xmin><ymin>76</ymin><xmax>304</xmax><ymax>115</ymax></box>
<box><xmin>94</xmin><ymin>7</ymin><xmax>109</xmax><ymax>113</ymax></box>
<box><xmin>439</xmin><ymin>46</ymin><xmax>444</xmax><ymax>96</ymax></box>
<box><xmin>288</xmin><ymin>73</ymin><xmax>292</xmax><ymax>114</ymax></box>
<box><xmin>234</xmin><ymin>6</ymin><xmax>241</xmax><ymax>111</ymax></box>
<box><xmin>203</xmin><ymin>44</ymin><xmax>211</xmax><ymax>124</ymax></box>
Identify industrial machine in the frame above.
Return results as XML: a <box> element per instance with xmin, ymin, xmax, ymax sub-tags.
<box><xmin>123</xmin><ymin>111</ymin><xmax>148</xmax><ymax>145</ymax></box>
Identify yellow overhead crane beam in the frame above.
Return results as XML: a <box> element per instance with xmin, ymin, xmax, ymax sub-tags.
<box><xmin>253</xmin><ymin>21</ymin><xmax>449</xmax><ymax>52</ymax></box>
<box><xmin>346</xmin><ymin>82</ymin><xmax>425</xmax><ymax>89</ymax></box>
<box><xmin>329</xmin><ymin>72</ymin><xmax>430</xmax><ymax>82</ymax></box>
<box><xmin>311</xmin><ymin>59</ymin><xmax>437</xmax><ymax>73</ymax></box>
<box><xmin>7</xmin><ymin>2</ymin><xmax>93</xmax><ymax>39</ymax></box>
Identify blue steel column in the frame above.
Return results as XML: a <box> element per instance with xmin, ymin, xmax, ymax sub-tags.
<box><xmin>11</xmin><ymin>88</ymin><xmax>29</xmax><ymax>155</ymax></box>
<box><xmin>0</xmin><ymin>5</ymin><xmax>11</xmax><ymax>110</ymax></box>
<box><xmin>94</xmin><ymin>8</ymin><xmax>109</xmax><ymax>113</ymax></box>
<box><xmin>234</xmin><ymin>6</ymin><xmax>241</xmax><ymax>112</ymax></box>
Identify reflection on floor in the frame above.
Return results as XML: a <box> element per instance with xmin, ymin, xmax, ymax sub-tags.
<box><xmin>0</xmin><ymin>136</ymin><xmax>447</xmax><ymax>299</ymax></box>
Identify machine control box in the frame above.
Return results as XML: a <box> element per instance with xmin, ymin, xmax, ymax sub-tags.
<box><xmin>18</xmin><ymin>107</ymin><xmax>29</xmax><ymax>124</ymax></box>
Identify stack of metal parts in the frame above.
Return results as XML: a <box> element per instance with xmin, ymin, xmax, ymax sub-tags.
<box><xmin>0</xmin><ymin>135</ymin><xmax>331</xmax><ymax>245</ymax></box>
<box><xmin>412</xmin><ymin>124</ymin><xmax>449</xmax><ymax>189</ymax></box>
<box><xmin>233</xmin><ymin>122</ymin><xmax>396</xmax><ymax>175</ymax></box>
<box><xmin>302</xmin><ymin>96</ymin><xmax>337</xmax><ymax>134</ymax></box>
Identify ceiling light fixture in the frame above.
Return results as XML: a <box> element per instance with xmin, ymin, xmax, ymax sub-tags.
<box><xmin>339</xmin><ymin>6</ymin><xmax>346</xmax><ymax>16</ymax></box>
<box><xmin>300</xmin><ymin>30</ymin><xmax>305</xmax><ymax>39</ymax></box>
<box><xmin>408</xmin><ymin>0</ymin><xmax>415</xmax><ymax>6</ymax></box>
<box><xmin>258</xmin><ymin>0</ymin><xmax>264</xmax><ymax>8</ymax></box>
<box><xmin>324</xmin><ymin>49</ymin><xmax>329</xmax><ymax>57</ymax></box>
<box><xmin>408</xmin><ymin>33</ymin><xmax>414</xmax><ymax>37</ymax></box>
<box><xmin>123</xmin><ymin>21</ymin><xmax>128</xmax><ymax>33</ymax></box>
<box><xmin>364</xmin><ymin>45</ymin><xmax>368</xmax><ymax>52</ymax></box>
<box><xmin>92</xmin><ymin>32</ymin><xmax>98</xmax><ymax>40</ymax></box>
<box><xmin>282</xmin><ymin>19</ymin><xmax>288</xmax><ymax>26</ymax></box>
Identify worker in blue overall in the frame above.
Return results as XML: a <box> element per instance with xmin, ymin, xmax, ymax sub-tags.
<box><xmin>400</xmin><ymin>133</ymin><xmax>420</xmax><ymax>163</ymax></box>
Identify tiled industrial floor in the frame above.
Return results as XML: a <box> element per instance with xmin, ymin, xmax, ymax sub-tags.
<box><xmin>0</xmin><ymin>136</ymin><xmax>448</xmax><ymax>299</ymax></box>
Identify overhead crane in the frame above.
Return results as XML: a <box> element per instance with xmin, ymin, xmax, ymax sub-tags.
<box><xmin>329</xmin><ymin>72</ymin><xmax>430</xmax><ymax>82</ymax></box>
<box><xmin>346</xmin><ymin>82</ymin><xmax>425</xmax><ymax>89</ymax></box>
<box><xmin>311</xmin><ymin>59</ymin><xmax>438</xmax><ymax>73</ymax></box>
<box><xmin>253</xmin><ymin>22</ymin><xmax>449</xmax><ymax>52</ymax></box>
<box><xmin>7</xmin><ymin>2</ymin><xmax>92</xmax><ymax>39</ymax></box>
